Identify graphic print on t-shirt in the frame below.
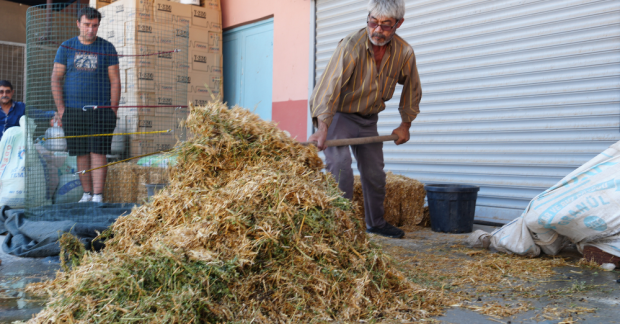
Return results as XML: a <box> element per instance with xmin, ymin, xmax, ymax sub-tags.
<box><xmin>75</xmin><ymin>52</ymin><xmax>97</xmax><ymax>71</ymax></box>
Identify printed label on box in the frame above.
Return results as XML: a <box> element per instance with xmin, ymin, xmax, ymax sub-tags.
<box><xmin>175</xmin><ymin>61</ymin><xmax>190</xmax><ymax>72</ymax></box>
<box><xmin>159</xmin><ymin>83</ymin><xmax>175</xmax><ymax>93</ymax></box>
<box><xmin>106</xmin><ymin>30</ymin><xmax>116</xmax><ymax>41</ymax></box>
<box><xmin>177</xmin><ymin>15</ymin><xmax>191</xmax><ymax>26</ymax></box>
<box><xmin>191</xmin><ymin>51</ymin><xmax>209</xmax><ymax>72</ymax></box>
<box><xmin>210</xmin><ymin>21</ymin><xmax>221</xmax><ymax>30</ymax></box>
<box><xmin>126</xmin><ymin>22</ymin><xmax>156</xmax><ymax>44</ymax></box>
<box><xmin>191</xmin><ymin>8</ymin><xmax>208</xmax><ymax>28</ymax></box>
<box><xmin>175</xmin><ymin>28</ymin><xmax>189</xmax><ymax>39</ymax></box>
<box><xmin>157</xmin><ymin>96</ymin><xmax>173</xmax><ymax>105</ymax></box>
<box><xmin>190</xmin><ymin>86</ymin><xmax>210</xmax><ymax>95</ymax></box>
<box><xmin>176</xmin><ymin>75</ymin><xmax>191</xmax><ymax>84</ymax></box>
<box><xmin>191</xmin><ymin>41</ymin><xmax>208</xmax><ymax>51</ymax></box>
<box><xmin>208</xmin><ymin>31</ymin><xmax>221</xmax><ymax>53</ymax></box>
<box><xmin>191</xmin><ymin>97</ymin><xmax>209</xmax><ymax>107</ymax></box>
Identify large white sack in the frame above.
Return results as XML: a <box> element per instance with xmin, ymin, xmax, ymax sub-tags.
<box><xmin>0</xmin><ymin>117</ymin><xmax>53</xmax><ymax>208</ymax></box>
<box><xmin>24</xmin><ymin>117</ymin><xmax>53</xmax><ymax>208</ymax></box>
<box><xmin>0</xmin><ymin>121</ymin><xmax>27</xmax><ymax>207</ymax></box>
<box><xmin>53</xmin><ymin>154</ymin><xmax>83</xmax><ymax>204</ymax></box>
<box><xmin>54</xmin><ymin>173</ymin><xmax>83</xmax><ymax>204</ymax></box>
<box><xmin>470</xmin><ymin>141</ymin><xmax>620</xmax><ymax>258</ymax></box>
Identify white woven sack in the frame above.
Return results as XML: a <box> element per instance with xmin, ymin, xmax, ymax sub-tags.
<box><xmin>470</xmin><ymin>140</ymin><xmax>620</xmax><ymax>257</ymax></box>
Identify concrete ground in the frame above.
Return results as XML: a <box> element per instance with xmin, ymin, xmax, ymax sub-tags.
<box><xmin>0</xmin><ymin>226</ymin><xmax>619</xmax><ymax>323</ymax></box>
<box><xmin>375</xmin><ymin>225</ymin><xmax>620</xmax><ymax>324</ymax></box>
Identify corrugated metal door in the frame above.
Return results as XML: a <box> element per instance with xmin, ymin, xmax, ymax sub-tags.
<box><xmin>314</xmin><ymin>0</ymin><xmax>620</xmax><ymax>223</ymax></box>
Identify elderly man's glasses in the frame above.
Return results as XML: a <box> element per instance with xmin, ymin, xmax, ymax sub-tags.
<box><xmin>0</xmin><ymin>90</ymin><xmax>12</xmax><ymax>95</ymax></box>
<box><xmin>367</xmin><ymin>19</ymin><xmax>399</xmax><ymax>31</ymax></box>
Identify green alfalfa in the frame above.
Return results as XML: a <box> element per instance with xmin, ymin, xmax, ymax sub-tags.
<box><xmin>59</xmin><ymin>231</ymin><xmax>85</xmax><ymax>271</ymax></box>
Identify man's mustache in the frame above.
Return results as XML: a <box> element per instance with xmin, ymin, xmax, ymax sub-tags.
<box><xmin>371</xmin><ymin>33</ymin><xmax>386</xmax><ymax>39</ymax></box>
<box><xmin>0</xmin><ymin>97</ymin><xmax>9</xmax><ymax>100</ymax></box>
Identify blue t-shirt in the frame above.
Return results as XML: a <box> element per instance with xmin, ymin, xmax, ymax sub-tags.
<box><xmin>54</xmin><ymin>37</ymin><xmax>119</xmax><ymax>109</ymax></box>
<box><xmin>0</xmin><ymin>101</ymin><xmax>25</xmax><ymax>141</ymax></box>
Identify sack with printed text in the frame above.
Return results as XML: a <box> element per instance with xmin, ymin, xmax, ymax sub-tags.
<box><xmin>469</xmin><ymin>141</ymin><xmax>620</xmax><ymax>258</ymax></box>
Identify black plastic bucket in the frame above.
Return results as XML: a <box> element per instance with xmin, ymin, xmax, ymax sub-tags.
<box><xmin>425</xmin><ymin>184</ymin><xmax>480</xmax><ymax>233</ymax></box>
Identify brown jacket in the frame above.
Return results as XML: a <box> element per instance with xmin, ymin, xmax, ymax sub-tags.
<box><xmin>310</xmin><ymin>28</ymin><xmax>422</xmax><ymax>127</ymax></box>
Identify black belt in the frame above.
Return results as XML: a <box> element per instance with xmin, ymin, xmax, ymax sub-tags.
<box><xmin>353</xmin><ymin>112</ymin><xmax>377</xmax><ymax>119</ymax></box>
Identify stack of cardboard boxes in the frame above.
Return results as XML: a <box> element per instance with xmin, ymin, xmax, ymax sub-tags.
<box><xmin>90</xmin><ymin>0</ymin><xmax>222</xmax><ymax>156</ymax></box>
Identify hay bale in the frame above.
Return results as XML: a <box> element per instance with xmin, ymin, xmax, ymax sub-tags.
<box><xmin>353</xmin><ymin>172</ymin><xmax>426</xmax><ymax>231</ymax></box>
<box><xmin>103</xmin><ymin>162</ymin><xmax>142</xmax><ymax>203</ymax></box>
<box><xmin>104</xmin><ymin>162</ymin><xmax>168</xmax><ymax>204</ymax></box>
<box><xmin>28</xmin><ymin>102</ymin><xmax>449</xmax><ymax>323</ymax></box>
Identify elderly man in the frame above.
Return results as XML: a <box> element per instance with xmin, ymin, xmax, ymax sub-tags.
<box><xmin>308</xmin><ymin>0</ymin><xmax>421</xmax><ymax>238</ymax></box>
<box><xmin>51</xmin><ymin>7</ymin><xmax>120</xmax><ymax>203</ymax></box>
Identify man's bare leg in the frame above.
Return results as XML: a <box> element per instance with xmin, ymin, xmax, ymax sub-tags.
<box><xmin>91</xmin><ymin>152</ymin><xmax>107</xmax><ymax>195</ymax></box>
<box><xmin>77</xmin><ymin>154</ymin><xmax>92</xmax><ymax>193</ymax></box>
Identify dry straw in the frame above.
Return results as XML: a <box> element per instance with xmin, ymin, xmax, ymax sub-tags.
<box><xmin>353</xmin><ymin>172</ymin><xmax>426</xmax><ymax>231</ymax></box>
<box><xmin>27</xmin><ymin>102</ymin><xmax>451</xmax><ymax>323</ymax></box>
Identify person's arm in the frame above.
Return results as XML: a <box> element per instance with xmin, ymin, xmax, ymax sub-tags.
<box><xmin>108</xmin><ymin>64</ymin><xmax>121</xmax><ymax>116</ymax></box>
<box><xmin>392</xmin><ymin>50</ymin><xmax>422</xmax><ymax>145</ymax></box>
<box><xmin>51</xmin><ymin>62</ymin><xmax>66</xmax><ymax>120</ymax></box>
<box><xmin>308</xmin><ymin>39</ymin><xmax>355</xmax><ymax>150</ymax></box>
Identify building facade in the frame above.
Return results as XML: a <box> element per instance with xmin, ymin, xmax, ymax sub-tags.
<box><xmin>222</xmin><ymin>0</ymin><xmax>313</xmax><ymax>141</ymax></box>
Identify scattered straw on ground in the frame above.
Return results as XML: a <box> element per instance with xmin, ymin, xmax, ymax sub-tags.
<box><xmin>376</xmin><ymin>236</ymin><xmax>595</xmax><ymax>319</ymax></box>
<box><xmin>353</xmin><ymin>172</ymin><xmax>426</xmax><ymax>231</ymax></box>
<box><xmin>27</xmin><ymin>102</ymin><xmax>452</xmax><ymax>323</ymax></box>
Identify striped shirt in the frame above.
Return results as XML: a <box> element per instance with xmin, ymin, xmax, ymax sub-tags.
<box><xmin>310</xmin><ymin>28</ymin><xmax>421</xmax><ymax>127</ymax></box>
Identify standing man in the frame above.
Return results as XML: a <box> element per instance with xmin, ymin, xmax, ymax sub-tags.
<box><xmin>0</xmin><ymin>80</ymin><xmax>26</xmax><ymax>141</ymax></box>
<box><xmin>309</xmin><ymin>0</ymin><xmax>421</xmax><ymax>238</ymax></box>
<box><xmin>51</xmin><ymin>7</ymin><xmax>120</xmax><ymax>203</ymax></box>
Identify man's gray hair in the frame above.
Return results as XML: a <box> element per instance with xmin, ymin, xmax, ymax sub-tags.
<box><xmin>367</xmin><ymin>0</ymin><xmax>405</xmax><ymax>20</ymax></box>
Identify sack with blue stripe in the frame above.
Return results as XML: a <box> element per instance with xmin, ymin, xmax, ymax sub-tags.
<box><xmin>469</xmin><ymin>141</ymin><xmax>620</xmax><ymax>258</ymax></box>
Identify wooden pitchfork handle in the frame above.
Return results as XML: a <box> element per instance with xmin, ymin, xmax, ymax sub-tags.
<box><xmin>301</xmin><ymin>134</ymin><xmax>399</xmax><ymax>148</ymax></box>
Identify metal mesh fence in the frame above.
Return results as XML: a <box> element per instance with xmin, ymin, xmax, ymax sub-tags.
<box><xmin>0</xmin><ymin>42</ymin><xmax>26</xmax><ymax>102</ymax></box>
<box><xmin>23</xmin><ymin>4</ymin><xmax>189</xmax><ymax>218</ymax></box>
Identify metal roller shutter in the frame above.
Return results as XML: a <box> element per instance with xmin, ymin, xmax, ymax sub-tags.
<box><xmin>313</xmin><ymin>0</ymin><xmax>620</xmax><ymax>223</ymax></box>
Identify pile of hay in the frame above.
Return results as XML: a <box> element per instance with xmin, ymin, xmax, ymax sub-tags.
<box><xmin>104</xmin><ymin>163</ymin><xmax>169</xmax><ymax>204</ymax></box>
<box><xmin>353</xmin><ymin>172</ymin><xmax>427</xmax><ymax>231</ymax></box>
<box><xmin>28</xmin><ymin>102</ymin><xmax>449</xmax><ymax>323</ymax></box>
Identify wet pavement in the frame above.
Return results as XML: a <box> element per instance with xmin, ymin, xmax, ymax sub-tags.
<box><xmin>0</xmin><ymin>227</ymin><xmax>619</xmax><ymax>323</ymax></box>
<box><xmin>0</xmin><ymin>235</ymin><xmax>59</xmax><ymax>323</ymax></box>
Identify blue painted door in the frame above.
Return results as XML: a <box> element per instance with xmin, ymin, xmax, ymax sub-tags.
<box><xmin>223</xmin><ymin>18</ymin><xmax>274</xmax><ymax>120</ymax></box>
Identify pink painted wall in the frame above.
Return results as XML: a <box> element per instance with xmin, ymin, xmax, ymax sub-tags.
<box><xmin>221</xmin><ymin>0</ymin><xmax>311</xmax><ymax>140</ymax></box>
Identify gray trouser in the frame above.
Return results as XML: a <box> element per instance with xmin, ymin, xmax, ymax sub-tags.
<box><xmin>324</xmin><ymin>112</ymin><xmax>386</xmax><ymax>229</ymax></box>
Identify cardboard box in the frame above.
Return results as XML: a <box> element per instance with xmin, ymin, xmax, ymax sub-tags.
<box><xmin>118</xmin><ymin>91</ymin><xmax>157</xmax><ymax>118</ymax></box>
<box><xmin>130</xmin><ymin>138</ymin><xmax>176</xmax><ymax>157</ymax></box>
<box><xmin>188</xmin><ymin>91</ymin><xmax>211</xmax><ymax>107</ymax></box>
<box><xmin>117</xmin><ymin>45</ymin><xmax>156</xmax><ymax>69</ymax></box>
<box><xmin>125</xmin><ymin>68</ymin><xmax>157</xmax><ymax>92</ymax></box>
<box><xmin>91</xmin><ymin>0</ymin><xmax>154</xmax><ymax>15</ymax></box>
<box><xmin>153</xmin><ymin>0</ymin><xmax>190</xmax><ymax>23</ymax></box>
<box><xmin>189</xmin><ymin>6</ymin><xmax>220</xmax><ymax>31</ymax></box>
<box><xmin>186</xmin><ymin>68</ymin><xmax>221</xmax><ymax>100</ymax></box>
<box><xmin>90</xmin><ymin>0</ymin><xmax>220</xmax><ymax>156</ymax></box>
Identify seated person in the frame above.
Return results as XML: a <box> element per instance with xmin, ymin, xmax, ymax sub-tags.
<box><xmin>0</xmin><ymin>80</ymin><xmax>56</xmax><ymax>141</ymax></box>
